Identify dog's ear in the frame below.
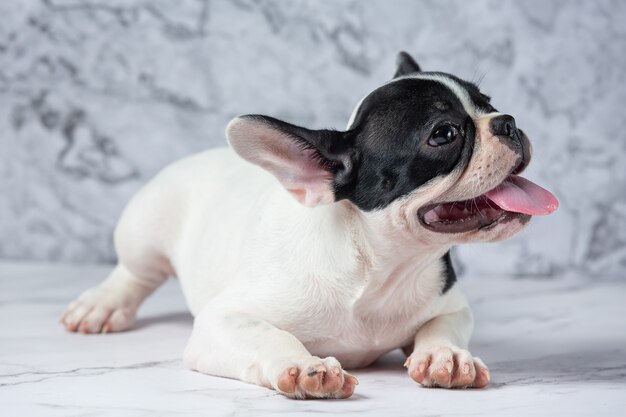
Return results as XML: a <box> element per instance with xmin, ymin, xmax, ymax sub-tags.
<box><xmin>226</xmin><ymin>115</ymin><xmax>355</xmax><ymax>207</ymax></box>
<box><xmin>393</xmin><ymin>51</ymin><xmax>421</xmax><ymax>78</ymax></box>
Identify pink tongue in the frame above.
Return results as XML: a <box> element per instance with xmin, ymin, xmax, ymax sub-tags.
<box><xmin>485</xmin><ymin>175</ymin><xmax>559</xmax><ymax>215</ymax></box>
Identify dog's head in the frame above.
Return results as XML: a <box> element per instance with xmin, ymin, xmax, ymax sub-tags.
<box><xmin>227</xmin><ymin>51</ymin><xmax>558</xmax><ymax>245</ymax></box>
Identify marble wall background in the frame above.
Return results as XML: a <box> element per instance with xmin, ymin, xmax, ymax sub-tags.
<box><xmin>1</xmin><ymin>0</ymin><xmax>625</xmax><ymax>278</ymax></box>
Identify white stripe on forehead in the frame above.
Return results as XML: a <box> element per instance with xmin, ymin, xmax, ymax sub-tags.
<box><xmin>346</xmin><ymin>73</ymin><xmax>481</xmax><ymax>130</ymax></box>
<box><xmin>401</xmin><ymin>73</ymin><xmax>480</xmax><ymax>117</ymax></box>
<box><xmin>346</xmin><ymin>95</ymin><xmax>367</xmax><ymax>129</ymax></box>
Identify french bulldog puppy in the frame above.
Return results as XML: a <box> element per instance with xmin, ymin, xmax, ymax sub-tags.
<box><xmin>61</xmin><ymin>51</ymin><xmax>558</xmax><ymax>399</ymax></box>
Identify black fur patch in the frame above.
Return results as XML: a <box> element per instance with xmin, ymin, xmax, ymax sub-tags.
<box><xmin>394</xmin><ymin>51</ymin><xmax>421</xmax><ymax>77</ymax></box>
<box><xmin>334</xmin><ymin>75</ymin><xmax>477</xmax><ymax>211</ymax></box>
<box><xmin>441</xmin><ymin>250</ymin><xmax>457</xmax><ymax>294</ymax></box>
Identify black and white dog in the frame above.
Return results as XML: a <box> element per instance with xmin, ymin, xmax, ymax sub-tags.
<box><xmin>61</xmin><ymin>52</ymin><xmax>558</xmax><ymax>399</ymax></box>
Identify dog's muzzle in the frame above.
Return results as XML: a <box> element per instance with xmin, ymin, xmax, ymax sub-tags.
<box><xmin>490</xmin><ymin>114</ymin><xmax>531</xmax><ymax>174</ymax></box>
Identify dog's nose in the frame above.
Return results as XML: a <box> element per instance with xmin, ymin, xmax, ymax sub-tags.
<box><xmin>490</xmin><ymin>114</ymin><xmax>517</xmax><ymax>138</ymax></box>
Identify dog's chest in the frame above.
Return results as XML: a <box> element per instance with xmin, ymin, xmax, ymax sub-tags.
<box><xmin>293</xmin><ymin>259</ymin><xmax>447</xmax><ymax>368</ymax></box>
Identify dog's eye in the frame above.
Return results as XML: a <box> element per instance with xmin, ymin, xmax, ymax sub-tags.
<box><xmin>428</xmin><ymin>125</ymin><xmax>458</xmax><ymax>147</ymax></box>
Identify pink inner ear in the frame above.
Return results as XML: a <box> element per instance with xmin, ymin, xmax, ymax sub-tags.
<box><xmin>227</xmin><ymin>118</ymin><xmax>335</xmax><ymax>207</ymax></box>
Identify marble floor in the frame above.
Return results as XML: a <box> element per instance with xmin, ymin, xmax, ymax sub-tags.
<box><xmin>1</xmin><ymin>261</ymin><xmax>625</xmax><ymax>416</ymax></box>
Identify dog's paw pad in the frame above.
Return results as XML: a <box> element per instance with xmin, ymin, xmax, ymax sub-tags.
<box><xmin>276</xmin><ymin>357</ymin><xmax>357</xmax><ymax>399</ymax></box>
<box><xmin>277</xmin><ymin>367</ymin><xmax>299</xmax><ymax>393</ymax></box>
<box><xmin>300</xmin><ymin>364</ymin><xmax>326</xmax><ymax>392</ymax></box>
<box><xmin>472</xmin><ymin>357</ymin><xmax>490</xmax><ymax>388</ymax></box>
<box><xmin>407</xmin><ymin>346</ymin><xmax>489</xmax><ymax>389</ymax></box>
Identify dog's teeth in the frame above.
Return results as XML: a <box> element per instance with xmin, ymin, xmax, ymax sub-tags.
<box><xmin>423</xmin><ymin>210</ymin><xmax>439</xmax><ymax>224</ymax></box>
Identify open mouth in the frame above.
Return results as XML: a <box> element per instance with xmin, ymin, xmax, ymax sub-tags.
<box><xmin>418</xmin><ymin>174</ymin><xmax>559</xmax><ymax>234</ymax></box>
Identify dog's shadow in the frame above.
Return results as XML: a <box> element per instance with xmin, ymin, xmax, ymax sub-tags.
<box><xmin>355</xmin><ymin>343</ymin><xmax>626</xmax><ymax>387</ymax></box>
<box><xmin>482</xmin><ymin>343</ymin><xmax>626</xmax><ymax>387</ymax></box>
<box><xmin>134</xmin><ymin>311</ymin><xmax>193</xmax><ymax>330</ymax></box>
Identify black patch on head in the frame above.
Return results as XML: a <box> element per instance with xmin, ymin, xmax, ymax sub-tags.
<box><xmin>334</xmin><ymin>75</ymin><xmax>476</xmax><ymax>211</ymax></box>
<box><xmin>441</xmin><ymin>250</ymin><xmax>457</xmax><ymax>294</ymax></box>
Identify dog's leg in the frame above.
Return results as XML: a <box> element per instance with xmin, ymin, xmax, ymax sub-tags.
<box><xmin>405</xmin><ymin>289</ymin><xmax>490</xmax><ymax>389</ymax></box>
<box><xmin>61</xmin><ymin>262</ymin><xmax>168</xmax><ymax>334</ymax></box>
<box><xmin>62</xmin><ymin>174</ymin><xmax>178</xmax><ymax>334</ymax></box>
<box><xmin>183</xmin><ymin>305</ymin><xmax>358</xmax><ymax>399</ymax></box>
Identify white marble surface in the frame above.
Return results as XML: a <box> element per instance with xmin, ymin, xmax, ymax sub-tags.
<box><xmin>1</xmin><ymin>0</ymin><xmax>625</xmax><ymax>279</ymax></box>
<box><xmin>1</xmin><ymin>262</ymin><xmax>624</xmax><ymax>416</ymax></box>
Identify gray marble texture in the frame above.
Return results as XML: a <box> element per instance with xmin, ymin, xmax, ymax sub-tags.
<box><xmin>1</xmin><ymin>0</ymin><xmax>625</xmax><ymax>278</ymax></box>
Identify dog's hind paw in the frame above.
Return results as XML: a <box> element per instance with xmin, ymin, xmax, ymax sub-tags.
<box><xmin>60</xmin><ymin>285</ymin><xmax>138</xmax><ymax>334</ymax></box>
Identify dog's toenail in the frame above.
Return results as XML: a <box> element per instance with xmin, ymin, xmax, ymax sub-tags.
<box><xmin>463</xmin><ymin>364</ymin><xmax>470</xmax><ymax>374</ymax></box>
<box><xmin>418</xmin><ymin>363</ymin><xmax>426</xmax><ymax>373</ymax></box>
<box><xmin>445</xmin><ymin>362</ymin><xmax>453</xmax><ymax>373</ymax></box>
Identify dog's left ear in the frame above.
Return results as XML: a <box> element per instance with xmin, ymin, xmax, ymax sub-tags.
<box><xmin>393</xmin><ymin>51</ymin><xmax>421</xmax><ymax>78</ymax></box>
<box><xmin>226</xmin><ymin>115</ymin><xmax>355</xmax><ymax>207</ymax></box>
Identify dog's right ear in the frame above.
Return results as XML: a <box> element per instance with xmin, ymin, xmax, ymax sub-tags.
<box><xmin>226</xmin><ymin>115</ymin><xmax>355</xmax><ymax>207</ymax></box>
<box><xmin>393</xmin><ymin>51</ymin><xmax>421</xmax><ymax>78</ymax></box>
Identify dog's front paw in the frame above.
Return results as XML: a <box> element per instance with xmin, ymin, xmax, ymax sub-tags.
<box><xmin>60</xmin><ymin>285</ymin><xmax>137</xmax><ymax>334</ymax></box>
<box><xmin>273</xmin><ymin>356</ymin><xmax>358</xmax><ymax>399</ymax></box>
<box><xmin>405</xmin><ymin>346</ymin><xmax>490</xmax><ymax>389</ymax></box>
